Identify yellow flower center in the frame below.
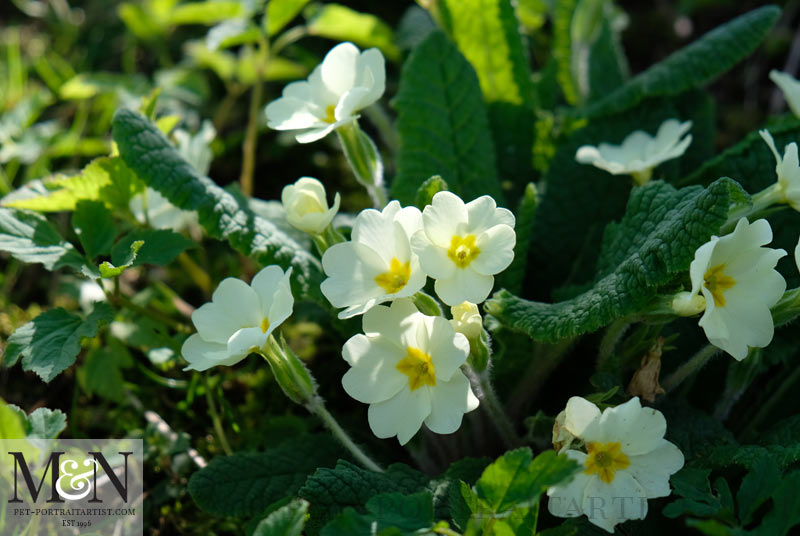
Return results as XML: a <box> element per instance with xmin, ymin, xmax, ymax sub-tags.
<box><xmin>323</xmin><ymin>104</ymin><xmax>337</xmax><ymax>124</ymax></box>
<box><xmin>260</xmin><ymin>318</ymin><xmax>270</xmax><ymax>333</ymax></box>
<box><xmin>374</xmin><ymin>257</ymin><xmax>411</xmax><ymax>294</ymax></box>
<box><xmin>704</xmin><ymin>264</ymin><xmax>736</xmax><ymax>307</ymax></box>
<box><xmin>584</xmin><ymin>442</ymin><xmax>630</xmax><ymax>484</ymax></box>
<box><xmin>447</xmin><ymin>234</ymin><xmax>480</xmax><ymax>269</ymax></box>
<box><xmin>396</xmin><ymin>347</ymin><xmax>436</xmax><ymax>391</ymax></box>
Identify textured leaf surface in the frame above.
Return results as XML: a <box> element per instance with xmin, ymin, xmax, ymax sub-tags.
<box><xmin>73</xmin><ymin>200</ymin><xmax>117</xmax><ymax>260</ymax></box>
<box><xmin>320</xmin><ymin>492</ymin><xmax>434</xmax><ymax>536</ymax></box>
<box><xmin>8</xmin><ymin>406</ymin><xmax>68</xmax><ymax>439</ymax></box>
<box><xmin>4</xmin><ymin>303</ymin><xmax>114</xmax><ymax>382</ymax></box>
<box><xmin>188</xmin><ymin>434</ymin><xmax>343</xmax><ymax>517</ymax></box>
<box><xmin>0</xmin><ymin>208</ymin><xmax>88</xmax><ymax>272</ymax></box>
<box><xmin>392</xmin><ymin>31</ymin><xmax>503</xmax><ymax>206</ymax></box>
<box><xmin>299</xmin><ymin>460</ymin><xmax>428</xmax><ymax>535</ymax></box>
<box><xmin>582</xmin><ymin>6</ymin><xmax>779</xmax><ymax>118</ymax></box>
<box><xmin>111</xmin><ymin>109</ymin><xmax>324</xmax><ymax>303</ymax></box>
<box><xmin>253</xmin><ymin>499</ymin><xmax>309</xmax><ymax>536</ymax></box>
<box><xmin>110</xmin><ymin>229</ymin><xmax>194</xmax><ymax>267</ymax></box>
<box><xmin>486</xmin><ymin>179</ymin><xmax>740</xmax><ymax>342</ymax></box>
<box><xmin>439</xmin><ymin>0</ymin><xmax>535</xmax><ymax>183</ymax></box>
<box><xmin>414</xmin><ymin>175</ymin><xmax>448</xmax><ymax>210</ymax></box>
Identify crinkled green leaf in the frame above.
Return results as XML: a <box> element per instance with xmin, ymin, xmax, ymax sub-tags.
<box><xmin>473</xmin><ymin>448</ymin><xmax>580</xmax><ymax>514</ymax></box>
<box><xmin>73</xmin><ymin>200</ymin><xmax>117</xmax><ymax>260</ymax></box>
<box><xmin>111</xmin><ymin>108</ymin><xmax>325</xmax><ymax>303</ymax></box>
<box><xmin>486</xmin><ymin>178</ymin><xmax>741</xmax><ymax>342</ymax></box>
<box><xmin>392</xmin><ymin>31</ymin><xmax>503</xmax><ymax>207</ymax></box>
<box><xmin>188</xmin><ymin>434</ymin><xmax>343</xmax><ymax>517</ymax></box>
<box><xmin>100</xmin><ymin>240</ymin><xmax>143</xmax><ymax>278</ymax></box>
<box><xmin>305</xmin><ymin>3</ymin><xmax>399</xmax><ymax>61</ymax></box>
<box><xmin>321</xmin><ymin>492</ymin><xmax>434</xmax><ymax>536</ymax></box>
<box><xmin>582</xmin><ymin>6</ymin><xmax>780</xmax><ymax>118</ymax></box>
<box><xmin>3</xmin><ymin>156</ymin><xmax>144</xmax><ymax>212</ymax></box>
<box><xmin>253</xmin><ymin>499</ymin><xmax>309</xmax><ymax>536</ymax></box>
<box><xmin>81</xmin><ymin>343</ymin><xmax>134</xmax><ymax>402</ymax></box>
<box><xmin>267</xmin><ymin>0</ymin><xmax>311</xmax><ymax>36</ymax></box>
<box><xmin>414</xmin><ymin>175</ymin><xmax>448</xmax><ymax>210</ymax></box>
<box><xmin>737</xmin><ymin>454</ymin><xmax>781</xmax><ymax>525</ymax></box>
<box><xmin>0</xmin><ymin>399</ymin><xmax>27</xmax><ymax>440</ymax></box>
<box><xmin>754</xmin><ymin>472</ymin><xmax>800</xmax><ymax>536</ymax></box>
<box><xmin>8</xmin><ymin>406</ymin><xmax>68</xmax><ymax>439</ymax></box>
<box><xmin>111</xmin><ymin>229</ymin><xmax>194</xmax><ymax>267</ymax></box>
<box><xmin>299</xmin><ymin>460</ymin><xmax>428</xmax><ymax>535</ymax></box>
<box><xmin>662</xmin><ymin>468</ymin><xmax>727</xmax><ymax>520</ymax></box>
<box><xmin>4</xmin><ymin>303</ymin><xmax>114</xmax><ymax>383</ymax></box>
<box><xmin>438</xmin><ymin>0</ymin><xmax>535</xmax><ymax>183</ymax></box>
<box><xmin>0</xmin><ymin>207</ymin><xmax>88</xmax><ymax>272</ymax></box>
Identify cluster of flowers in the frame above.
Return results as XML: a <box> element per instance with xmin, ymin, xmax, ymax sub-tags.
<box><xmin>178</xmin><ymin>42</ymin><xmax>800</xmax><ymax>533</ymax></box>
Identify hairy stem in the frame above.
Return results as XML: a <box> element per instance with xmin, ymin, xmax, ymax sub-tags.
<box><xmin>663</xmin><ymin>344</ymin><xmax>720</xmax><ymax>392</ymax></box>
<box><xmin>305</xmin><ymin>396</ymin><xmax>384</xmax><ymax>472</ymax></box>
<box><xmin>465</xmin><ymin>366</ymin><xmax>521</xmax><ymax>449</ymax></box>
<box><xmin>239</xmin><ymin>39</ymin><xmax>267</xmax><ymax>197</ymax></box>
<box><xmin>204</xmin><ymin>374</ymin><xmax>234</xmax><ymax>455</ymax></box>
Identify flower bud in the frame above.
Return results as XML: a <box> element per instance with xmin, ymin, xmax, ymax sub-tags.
<box><xmin>281</xmin><ymin>177</ymin><xmax>340</xmax><ymax>235</ymax></box>
<box><xmin>450</xmin><ymin>301</ymin><xmax>483</xmax><ymax>340</ymax></box>
<box><xmin>671</xmin><ymin>291</ymin><xmax>706</xmax><ymax>317</ymax></box>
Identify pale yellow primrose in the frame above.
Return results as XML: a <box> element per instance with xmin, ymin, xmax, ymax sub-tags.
<box><xmin>265</xmin><ymin>42</ymin><xmax>385</xmax><ymax>143</ymax></box>
<box><xmin>340</xmin><ymin>299</ymin><xmax>478</xmax><ymax>445</ymax></box>
<box><xmin>688</xmin><ymin>218</ymin><xmax>786</xmax><ymax>361</ymax></box>
<box><xmin>547</xmin><ymin>396</ymin><xmax>684</xmax><ymax>533</ymax></box>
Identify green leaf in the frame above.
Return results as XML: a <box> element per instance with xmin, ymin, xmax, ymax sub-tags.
<box><xmin>755</xmin><ymin>472</ymin><xmax>800</xmax><ymax>536</ymax></box>
<box><xmin>59</xmin><ymin>72</ymin><xmax>150</xmax><ymax>100</ymax></box>
<box><xmin>100</xmin><ymin>240</ymin><xmax>144</xmax><ymax>278</ymax></box>
<box><xmin>253</xmin><ymin>499</ymin><xmax>309</xmax><ymax>536</ymax></box>
<box><xmin>73</xmin><ymin>200</ymin><xmax>117</xmax><ymax>260</ymax></box>
<box><xmin>321</xmin><ymin>492</ymin><xmax>434</xmax><ymax>536</ymax></box>
<box><xmin>391</xmin><ymin>31</ymin><xmax>503</xmax><ymax>207</ymax></box>
<box><xmin>188</xmin><ymin>434</ymin><xmax>343</xmax><ymax>517</ymax></box>
<box><xmin>4</xmin><ymin>303</ymin><xmax>114</xmax><ymax>383</ymax></box>
<box><xmin>0</xmin><ymin>207</ymin><xmax>88</xmax><ymax>272</ymax></box>
<box><xmin>267</xmin><ymin>0</ymin><xmax>311</xmax><ymax>36</ymax></box>
<box><xmin>496</xmin><ymin>182</ymin><xmax>538</xmax><ymax>295</ymax></box>
<box><xmin>414</xmin><ymin>175</ymin><xmax>448</xmax><ymax>210</ymax></box>
<box><xmin>168</xmin><ymin>1</ymin><xmax>245</xmax><ymax>25</ymax></box>
<box><xmin>111</xmin><ymin>108</ymin><xmax>325</xmax><ymax>304</ymax></box>
<box><xmin>9</xmin><ymin>406</ymin><xmax>68</xmax><ymax>439</ymax></box>
<box><xmin>582</xmin><ymin>6</ymin><xmax>780</xmax><ymax>118</ymax></box>
<box><xmin>3</xmin><ymin>156</ymin><xmax>144</xmax><ymax>212</ymax></box>
<box><xmin>737</xmin><ymin>454</ymin><xmax>781</xmax><ymax>525</ymax></box>
<box><xmin>0</xmin><ymin>399</ymin><xmax>27</xmax><ymax>440</ymax></box>
<box><xmin>299</xmin><ymin>460</ymin><xmax>428</xmax><ymax>534</ymax></box>
<box><xmin>662</xmin><ymin>468</ymin><xmax>726</xmax><ymax>519</ymax></box>
<box><xmin>438</xmin><ymin>0</ymin><xmax>536</xmax><ymax>183</ymax></box>
<box><xmin>473</xmin><ymin>449</ymin><xmax>580</xmax><ymax>514</ymax></box>
<box><xmin>305</xmin><ymin>4</ymin><xmax>400</xmax><ymax>61</ymax></box>
<box><xmin>486</xmin><ymin>179</ymin><xmax>741</xmax><ymax>342</ymax></box>
<box><xmin>82</xmin><ymin>343</ymin><xmax>134</xmax><ymax>402</ymax></box>
<box><xmin>111</xmin><ymin>229</ymin><xmax>194</xmax><ymax>267</ymax></box>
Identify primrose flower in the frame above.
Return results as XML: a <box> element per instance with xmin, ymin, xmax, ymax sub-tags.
<box><xmin>759</xmin><ymin>129</ymin><xmax>800</xmax><ymax>211</ymax></box>
<box><xmin>182</xmin><ymin>266</ymin><xmax>294</xmax><ymax>371</ymax></box>
<box><xmin>770</xmin><ymin>70</ymin><xmax>800</xmax><ymax>118</ymax></box>
<box><xmin>689</xmin><ymin>218</ymin><xmax>786</xmax><ymax>360</ymax></box>
<box><xmin>547</xmin><ymin>396</ymin><xmax>684</xmax><ymax>533</ymax></box>
<box><xmin>411</xmin><ymin>192</ymin><xmax>516</xmax><ymax>306</ymax></box>
<box><xmin>281</xmin><ymin>177</ymin><xmax>340</xmax><ymax>235</ymax></box>
<box><xmin>265</xmin><ymin>42</ymin><xmax>385</xmax><ymax>143</ymax></box>
<box><xmin>575</xmin><ymin>119</ymin><xmax>693</xmax><ymax>185</ymax></box>
<box><xmin>450</xmin><ymin>302</ymin><xmax>483</xmax><ymax>341</ymax></box>
<box><xmin>321</xmin><ymin>201</ymin><xmax>425</xmax><ymax>319</ymax></box>
<box><xmin>341</xmin><ymin>299</ymin><xmax>479</xmax><ymax>445</ymax></box>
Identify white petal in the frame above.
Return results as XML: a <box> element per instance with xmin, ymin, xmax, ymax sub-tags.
<box><xmin>295</xmin><ymin>124</ymin><xmax>336</xmax><ymax>143</ymax></box>
<box><xmin>424</xmin><ymin>372</ymin><xmax>478</xmax><ymax>435</ymax></box>
<box><xmin>412</xmin><ymin>233</ymin><xmax>456</xmax><ymax>280</ymax></box>
<box><xmin>321</xmin><ymin>42</ymin><xmax>360</xmax><ymax>97</ymax></box>
<box><xmin>423</xmin><ymin>191</ymin><xmax>469</xmax><ymax>246</ymax></box>
<box><xmin>547</xmin><ymin>450</ymin><xmax>591</xmax><ymax>519</ymax></box>
<box><xmin>472</xmin><ymin>225</ymin><xmax>516</xmax><ymax>276</ymax></box>
<box><xmin>227</xmin><ymin>326</ymin><xmax>267</xmax><ymax>357</ymax></box>
<box><xmin>394</xmin><ymin>205</ymin><xmax>424</xmax><ymax>238</ymax></box>
<box><xmin>192</xmin><ymin>278</ymin><xmax>261</xmax><ymax>341</ymax></box>
<box><xmin>581</xmin><ymin>471</ymin><xmax>648</xmax><ymax>533</ymax></box>
<box><xmin>689</xmin><ymin>238</ymin><xmax>718</xmax><ymax>295</ymax></box>
<box><xmin>796</xmin><ymin>236</ymin><xmax>800</xmax><ymax>273</ymax></box>
<box><xmin>564</xmin><ymin>396</ymin><xmax>602</xmax><ymax>441</ymax></box>
<box><xmin>434</xmin><ymin>268</ymin><xmax>494</xmax><ymax>306</ymax></box>
<box><xmin>368</xmin><ymin>386</ymin><xmax>431</xmax><ymax>445</ymax></box>
<box><xmin>626</xmin><ymin>441</ymin><xmax>684</xmax><ymax>498</ymax></box>
<box><xmin>770</xmin><ymin>70</ymin><xmax>800</xmax><ymax>117</ymax></box>
<box><xmin>596</xmin><ymin>398</ymin><xmax>667</xmax><ymax>456</ymax></box>
<box><xmin>424</xmin><ymin>316</ymin><xmax>470</xmax><ymax>381</ymax></box>
<box><xmin>335</xmin><ymin>87</ymin><xmax>371</xmax><ymax>121</ymax></box>
<box><xmin>251</xmin><ymin>265</ymin><xmax>285</xmax><ymax>313</ymax></box>
<box><xmin>355</xmin><ymin>47</ymin><xmax>386</xmax><ymax>106</ymax></box>
<box><xmin>266</xmin><ymin>269</ymin><xmax>294</xmax><ymax>332</ymax></box>
<box><xmin>341</xmin><ymin>335</ymin><xmax>406</xmax><ymax>404</ymax></box>
<box><xmin>361</xmin><ymin>299</ymin><xmax>422</xmax><ymax>349</ymax></box>
<box><xmin>321</xmin><ymin>242</ymin><xmax>386</xmax><ymax>309</ymax></box>
<box><xmin>466</xmin><ymin>195</ymin><xmax>515</xmax><ymax>232</ymax></box>
<box><xmin>182</xmin><ymin>334</ymin><xmax>245</xmax><ymax>371</ymax></box>
<box><xmin>265</xmin><ymin>97</ymin><xmax>321</xmax><ymax>131</ymax></box>
<box><xmin>352</xmin><ymin>202</ymin><xmax>400</xmax><ymax>263</ymax></box>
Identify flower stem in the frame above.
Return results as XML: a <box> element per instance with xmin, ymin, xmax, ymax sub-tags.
<box><xmin>597</xmin><ymin>317</ymin><xmax>632</xmax><ymax>369</ymax></box>
<box><xmin>239</xmin><ymin>37</ymin><xmax>268</xmax><ymax>197</ymax></box>
<box><xmin>204</xmin><ymin>374</ymin><xmax>234</xmax><ymax>455</ymax></box>
<box><xmin>722</xmin><ymin>183</ymin><xmax>785</xmax><ymax>232</ymax></box>
<box><xmin>740</xmin><ymin>365</ymin><xmax>800</xmax><ymax>441</ymax></box>
<box><xmin>662</xmin><ymin>344</ymin><xmax>720</xmax><ymax>392</ymax></box>
<box><xmin>305</xmin><ymin>395</ymin><xmax>384</xmax><ymax>472</ymax></box>
<box><xmin>464</xmin><ymin>366</ymin><xmax>521</xmax><ymax>449</ymax></box>
<box><xmin>336</xmin><ymin>121</ymin><xmax>388</xmax><ymax>208</ymax></box>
